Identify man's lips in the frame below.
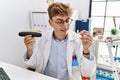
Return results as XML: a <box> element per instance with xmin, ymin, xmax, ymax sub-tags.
<box><xmin>61</xmin><ymin>29</ymin><xmax>67</xmax><ymax>32</ymax></box>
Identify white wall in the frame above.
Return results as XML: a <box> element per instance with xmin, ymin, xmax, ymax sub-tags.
<box><xmin>72</xmin><ymin>0</ymin><xmax>90</xmax><ymax>19</ymax></box>
<box><xmin>55</xmin><ymin>0</ymin><xmax>90</xmax><ymax>19</ymax></box>
<box><xmin>0</xmin><ymin>0</ymin><xmax>90</xmax><ymax>68</ymax></box>
<box><xmin>0</xmin><ymin>0</ymin><xmax>45</xmax><ymax>68</ymax></box>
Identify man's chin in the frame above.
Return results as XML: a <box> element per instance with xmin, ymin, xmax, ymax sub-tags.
<box><xmin>63</xmin><ymin>31</ymin><xmax>67</xmax><ymax>33</ymax></box>
<box><xmin>62</xmin><ymin>32</ymin><xmax>68</xmax><ymax>36</ymax></box>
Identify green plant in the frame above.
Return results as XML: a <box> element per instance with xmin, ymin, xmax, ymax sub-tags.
<box><xmin>111</xmin><ymin>16</ymin><xmax>118</xmax><ymax>35</ymax></box>
<box><xmin>93</xmin><ymin>32</ymin><xmax>96</xmax><ymax>35</ymax></box>
<box><xmin>92</xmin><ymin>31</ymin><xmax>96</xmax><ymax>37</ymax></box>
<box><xmin>111</xmin><ymin>28</ymin><xmax>118</xmax><ymax>35</ymax></box>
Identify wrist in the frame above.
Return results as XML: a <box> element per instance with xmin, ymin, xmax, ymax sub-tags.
<box><xmin>83</xmin><ymin>51</ymin><xmax>89</xmax><ymax>55</ymax></box>
<box><xmin>27</xmin><ymin>49</ymin><xmax>33</xmax><ymax>58</ymax></box>
<box><xmin>83</xmin><ymin>48</ymin><xmax>89</xmax><ymax>53</ymax></box>
<box><xmin>83</xmin><ymin>51</ymin><xmax>90</xmax><ymax>59</ymax></box>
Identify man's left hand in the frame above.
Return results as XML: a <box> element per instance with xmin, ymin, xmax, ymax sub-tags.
<box><xmin>80</xmin><ymin>30</ymin><xmax>93</xmax><ymax>54</ymax></box>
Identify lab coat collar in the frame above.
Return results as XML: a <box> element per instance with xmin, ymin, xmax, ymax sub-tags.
<box><xmin>41</xmin><ymin>31</ymin><xmax>53</xmax><ymax>72</ymax></box>
<box><xmin>45</xmin><ymin>30</ymin><xmax>76</xmax><ymax>41</ymax></box>
<box><xmin>67</xmin><ymin>30</ymin><xmax>78</xmax><ymax>42</ymax></box>
<box><xmin>67</xmin><ymin>30</ymin><xmax>77</xmax><ymax>80</ymax></box>
<box><xmin>45</xmin><ymin>30</ymin><xmax>53</xmax><ymax>41</ymax></box>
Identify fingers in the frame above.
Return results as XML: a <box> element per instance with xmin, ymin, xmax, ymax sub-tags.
<box><xmin>80</xmin><ymin>30</ymin><xmax>93</xmax><ymax>42</ymax></box>
<box><xmin>24</xmin><ymin>35</ymin><xmax>35</xmax><ymax>46</ymax></box>
<box><xmin>80</xmin><ymin>30</ymin><xmax>90</xmax><ymax>37</ymax></box>
<box><xmin>24</xmin><ymin>35</ymin><xmax>35</xmax><ymax>58</ymax></box>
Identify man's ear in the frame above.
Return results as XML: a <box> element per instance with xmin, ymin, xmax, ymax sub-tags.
<box><xmin>48</xmin><ymin>19</ymin><xmax>53</xmax><ymax>26</ymax></box>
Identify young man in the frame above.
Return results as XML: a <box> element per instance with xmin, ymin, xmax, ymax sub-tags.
<box><xmin>24</xmin><ymin>2</ymin><xmax>96</xmax><ymax>80</ymax></box>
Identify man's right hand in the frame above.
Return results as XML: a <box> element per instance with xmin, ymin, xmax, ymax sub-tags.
<box><xmin>24</xmin><ymin>35</ymin><xmax>35</xmax><ymax>58</ymax></box>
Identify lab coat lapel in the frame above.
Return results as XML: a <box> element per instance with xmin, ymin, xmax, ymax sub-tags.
<box><xmin>43</xmin><ymin>32</ymin><xmax>52</xmax><ymax>72</ymax></box>
<box><xmin>67</xmin><ymin>31</ymin><xmax>74</xmax><ymax>80</ymax></box>
<box><xmin>67</xmin><ymin>41</ymin><xmax>74</xmax><ymax>80</ymax></box>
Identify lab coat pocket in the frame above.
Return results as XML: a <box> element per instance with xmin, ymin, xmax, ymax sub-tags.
<box><xmin>72</xmin><ymin>54</ymin><xmax>82</xmax><ymax>80</ymax></box>
<box><xmin>72</xmin><ymin>66</ymin><xmax>79</xmax><ymax>72</ymax></box>
<box><xmin>72</xmin><ymin>66</ymin><xmax>82</xmax><ymax>80</ymax></box>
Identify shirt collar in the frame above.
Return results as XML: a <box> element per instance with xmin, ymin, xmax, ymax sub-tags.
<box><xmin>52</xmin><ymin>31</ymin><xmax>68</xmax><ymax>42</ymax></box>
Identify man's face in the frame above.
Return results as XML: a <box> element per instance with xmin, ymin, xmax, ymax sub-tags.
<box><xmin>49</xmin><ymin>15</ymin><xmax>72</xmax><ymax>37</ymax></box>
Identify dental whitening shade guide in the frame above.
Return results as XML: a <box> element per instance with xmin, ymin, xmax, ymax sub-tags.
<box><xmin>18</xmin><ymin>31</ymin><xmax>42</xmax><ymax>37</ymax></box>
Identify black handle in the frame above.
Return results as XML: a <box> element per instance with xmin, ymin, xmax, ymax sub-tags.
<box><xmin>18</xmin><ymin>31</ymin><xmax>42</xmax><ymax>37</ymax></box>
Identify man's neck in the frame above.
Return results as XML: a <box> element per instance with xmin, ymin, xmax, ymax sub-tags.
<box><xmin>53</xmin><ymin>32</ymin><xmax>67</xmax><ymax>41</ymax></box>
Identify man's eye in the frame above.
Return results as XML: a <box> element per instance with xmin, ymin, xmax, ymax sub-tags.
<box><xmin>66</xmin><ymin>20</ymin><xmax>70</xmax><ymax>23</ymax></box>
<box><xmin>56</xmin><ymin>21</ymin><xmax>62</xmax><ymax>24</ymax></box>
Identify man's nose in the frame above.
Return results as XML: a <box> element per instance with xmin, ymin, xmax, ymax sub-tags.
<box><xmin>63</xmin><ymin>22</ymin><xmax>68</xmax><ymax>28</ymax></box>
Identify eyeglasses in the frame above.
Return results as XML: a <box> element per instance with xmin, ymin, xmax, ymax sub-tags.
<box><xmin>52</xmin><ymin>18</ymin><xmax>73</xmax><ymax>25</ymax></box>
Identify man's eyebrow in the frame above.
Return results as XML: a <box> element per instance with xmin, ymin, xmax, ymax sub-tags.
<box><xmin>55</xmin><ymin>18</ymin><xmax>64</xmax><ymax>20</ymax></box>
<box><xmin>56</xmin><ymin>18</ymin><xmax>70</xmax><ymax>21</ymax></box>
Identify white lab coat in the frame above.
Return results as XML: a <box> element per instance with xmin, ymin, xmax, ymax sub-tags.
<box><xmin>25</xmin><ymin>30</ymin><xmax>96</xmax><ymax>80</ymax></box>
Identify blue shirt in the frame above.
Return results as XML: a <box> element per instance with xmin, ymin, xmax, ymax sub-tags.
<box><xmin>44</xmin><ymin>36</ymin><xmax>69</xmax><ymax>80</ymax></box>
